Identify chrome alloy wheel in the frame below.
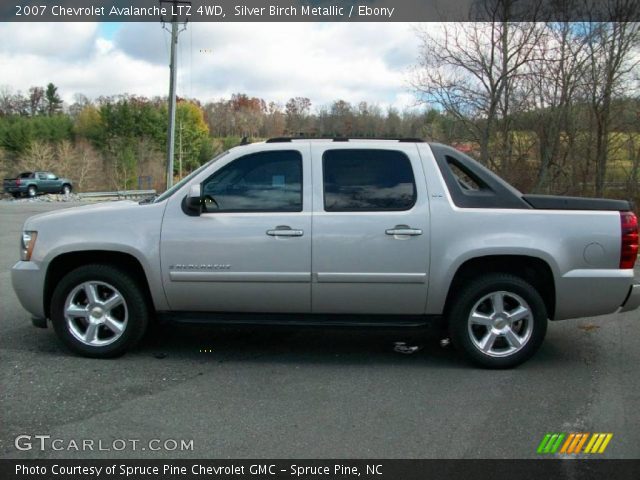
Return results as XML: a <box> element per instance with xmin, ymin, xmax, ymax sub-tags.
<box><xmin>467</xmin><ymin>291</ymin><xmax>533</xmax><ymax>358</ymax></box>
<box><xmin>64</xmin><ymin>281</ymin><xmax>128</xmax><ymax>347</ymax></box>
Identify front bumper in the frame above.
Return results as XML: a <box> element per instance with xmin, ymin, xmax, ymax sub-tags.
<box><xmin>11</xmin><ymin>261</ymin><xmax>46</xmax><ymax>319</ymax></box>
<box><xmin>620</xmin><ymin>284</ymin><xmax>640</xmax><ymax>313</ymax></box>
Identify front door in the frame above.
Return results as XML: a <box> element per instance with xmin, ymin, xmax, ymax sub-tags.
<box><xmin>38</xmin><ymin>172</ymin><xmax>56</xmax><ymax>193</ymax></box>
<box><xmin>161</xmin><ymin>146</ymin><xmax>312</xmax><ymax>313</ymax></box>
<box><xmin>311</xmin><ymin>145</ymin><xmax>430</xmax><ymax>315</ymax></box>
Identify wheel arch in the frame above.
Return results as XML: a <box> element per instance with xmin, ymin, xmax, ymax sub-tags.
<box><xmin>443</xmin><ymin>255</ymin><xmax>556</xmax><ymax>320</ymax></box>
<box><xmin>44</xmin><ymin>250</ymin><xmax>154</xmax><ymax>319</ymax></box>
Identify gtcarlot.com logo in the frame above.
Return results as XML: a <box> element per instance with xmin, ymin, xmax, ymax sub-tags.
<box><xmin>14</xmin><ymin>435</ymin><xmax>194</xmax><ymax>452</ymax></box>
<box><xmin>537</xmin><ymin>433</ymin><xmax>613</xmax><ymax>455</ymax></box>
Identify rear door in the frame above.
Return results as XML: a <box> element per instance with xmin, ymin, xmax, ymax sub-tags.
<box><xmin>311</xmin><ymin>144</ymin><xmax>430</xmax><ymax>315</ymax></box>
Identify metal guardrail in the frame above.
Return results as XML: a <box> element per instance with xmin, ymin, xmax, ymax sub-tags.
<box><xmin>78</xmin><ymin>189</ymin><xmax>156</xmax><ymax>200</ymax></box>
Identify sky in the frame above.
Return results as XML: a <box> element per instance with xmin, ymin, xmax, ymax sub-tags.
<box><xmin>0</xmin><ymin>22</ymin><xmax>427</xmax><ymax>111</ymax></box>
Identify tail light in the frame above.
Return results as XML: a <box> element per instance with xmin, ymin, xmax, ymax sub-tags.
<box><xmin>15</xmin><ymin>178</ymin><xmax>21</xmax><ymax>186</ymax></box>
<box><xmin>620</xmin><ymin>211</ymin><xmax>639</xmax><ymax>269</ymax></box>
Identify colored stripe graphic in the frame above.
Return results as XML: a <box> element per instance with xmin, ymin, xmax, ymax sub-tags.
<box><xmin>537</xmin><ymin>433</ymin><xmax>565</xmax><ymax>454</ymax></box>
<box><xmin>584</xmin><ymin>433</ymin><xmax>613</xmax><ymax>454</ymax></box>
<box><xmin>539</xmin><ymin>433</ymin><xmax>613</xmax><ymax>454</ymax></box>
<box><xmin>573</xmin><ymin>433</ymin><xmax>589</xmax><ymax>453</ymax></box>
<box><xmin>537</xmin><ymin>434</ymin><xmax>552</xmax><ymax>454</ymax></box>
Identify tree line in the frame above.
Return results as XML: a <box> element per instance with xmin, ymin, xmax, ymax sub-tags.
<box><xmin>0</xmin><ymin>89</ymin><xmax>437</xmax><ymax>192</ymax></box>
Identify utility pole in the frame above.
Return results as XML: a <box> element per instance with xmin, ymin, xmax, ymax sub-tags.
<box><xmin>160</xmin><ymin>0</ymin><xmax>190</xmax><ymax>189</ymax></box>
<box><xmin>178</xmin><ymin>121</ymin><xmax>183</xmax><ymax>180</ymax></box>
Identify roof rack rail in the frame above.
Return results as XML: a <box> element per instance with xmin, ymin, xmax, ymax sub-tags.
<box><xmin>265</xmin><ymin>137</ymin><xmax>425</xmax><ymax>143</ymax></box>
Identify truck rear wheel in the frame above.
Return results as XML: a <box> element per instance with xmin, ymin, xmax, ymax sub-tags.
<box><xmin>448</xmin><ymin>273</ymin><xmax>547</xmax><ymax>369</ymax></box>
<box><xmin>50</xmin><ymin>264</ymin><xmax>149</xmax><ymax>358</ymax></box>
<box><xmin>27</xmin><ymin>185</ymin><xmax>37</xmax><ymax>197</ymax></box>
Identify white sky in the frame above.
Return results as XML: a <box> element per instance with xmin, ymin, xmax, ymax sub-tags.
<box><xmin>0</xmin><ymin>22</ymin><xmax>428</xmax><ymax>111</ymax></box>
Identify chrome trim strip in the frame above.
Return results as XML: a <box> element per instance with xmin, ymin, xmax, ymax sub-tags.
<box><xmin>170</xmin><ymin>272</ymin><xmax>311</xmax><ymax>283</ymax></box>
<box><xmin>316</xmin><ymin>273</ymin><xmax>427</xmax><ymax>284</ymax></box>
<box><xmin>562</xmin><ymin>269</ymin><xmax>634</xmax><ymax>279</ymax></box>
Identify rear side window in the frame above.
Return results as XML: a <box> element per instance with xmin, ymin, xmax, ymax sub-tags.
<box><xmin>322</xmin><ymin>149</ymin><xmax>416</xmax><ymax>211</ymax></box>
<box><xmin>202</xmin><ymin>150</ymin><xmax>302</xmax><ymax>212</ymax></box>
<box><xmin>447</xmin><ymin>157</ymin><xmax>485</xmax><ymax>191</ymax></box>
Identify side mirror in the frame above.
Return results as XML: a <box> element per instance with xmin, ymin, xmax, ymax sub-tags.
<box><xmin>183</xmin><ymin>184</ymin><xmax>202</xmax><ymax>216</ymax></box>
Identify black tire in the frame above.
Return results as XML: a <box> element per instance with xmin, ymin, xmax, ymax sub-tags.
<box><xmin>61</xmin><ymin>184</ymin><xmax>72</xmax><ymax>195</ymax></box>
<box><xmin>448</xmin><ymin>273</ymin><xmax>547</xmax><ymax>369</ymax></box>
<box><xmin>50</xmin><ymin>264</ymin><xmax>149</xmax><ymax>358</ymax></box>
<box><xmin>27</xmin><ymin>185</ymin><xmax>37</xmax><ymax>197</ymax></box>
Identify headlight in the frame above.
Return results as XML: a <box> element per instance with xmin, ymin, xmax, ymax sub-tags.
<box><xmin>20</xmin><ymin>231</ymin><xmax>37</xmax><ymax>261</ymax></box>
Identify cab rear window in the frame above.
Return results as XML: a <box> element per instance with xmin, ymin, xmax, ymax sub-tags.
<box><xmin>322</xmin><ymin>149</ymin><xmax>416</xmax><ymax>212</ymax></box>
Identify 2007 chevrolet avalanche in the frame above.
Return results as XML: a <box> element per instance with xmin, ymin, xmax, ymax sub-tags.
<box><xmin>11</xmin><ymin>139</ymin><xmax>640</xmax><ymax>368</ymax></box>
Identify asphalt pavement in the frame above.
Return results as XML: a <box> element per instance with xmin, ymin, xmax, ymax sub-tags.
<box><xmin>1</xmin><ymin>202</ymin><xmax>638</xmax><ymax>459</ymax></box>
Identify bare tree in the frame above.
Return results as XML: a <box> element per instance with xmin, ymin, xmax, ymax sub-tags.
<box><xmin>524</xmin><ymin>19</ymin><xmax>590</xmax><ymax>192</ymax></box>
<box><xmin>28</xmin><ymin>87</ymin><xmax>45</xmax><ymax>116</ymax></box>
<box><xmin>580</xmin><ymin>1</ymin><xmax>640</xmax><ymax>196</ymax></box>
<box><xmin>412</xmin><ymin>4</ymin><xmax>543</xmax><ymax>173</ymax></box>
<box><xmin>0</xmin><ymin>147</ymin><xmax>7</xmax><ymax>180</ymax></box>
<box><xmin>285</xmin><ymin>97</ymin><xmax>312</xmax><ymax>135</ymax></box>
<box><xmin>263</xmin><ymin>102</ymin><xmax>286</xmax><ymax>137</ymax></box>
<box><xmin>18</xmin><ymin>141</ymin><xmax>56</xmax><ymax>171</ymax></box>
<box><xmin>0</xmin><ymin>87</ymin><xmax>29</xmax><ymax>116</ymax></box>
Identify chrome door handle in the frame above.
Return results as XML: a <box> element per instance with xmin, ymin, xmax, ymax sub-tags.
<box><xmin>266</xmin><ymin>226</ymin><xmax>304</xmax><ymax>237</ymax></box>
<box><xmin>385</xmin><ymin>225</ymin><xmax>423</xmax><ymax>236</ymax></box>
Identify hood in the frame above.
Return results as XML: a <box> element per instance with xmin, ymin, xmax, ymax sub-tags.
<box><xmin>24</xmin><ymin>201</ymin><xmax>139</xmax><ymax>230</ymax></box>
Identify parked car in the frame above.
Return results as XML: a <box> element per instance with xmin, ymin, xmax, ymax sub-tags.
<box><xmin>3</xmin><ymin>171</ymin><xmax>73</xmax><ymax>198</ymax></box>
<box><xmin>11</xmin><ymin>139</ymin><xmax>640</xmax><ymax>367</ymax></box>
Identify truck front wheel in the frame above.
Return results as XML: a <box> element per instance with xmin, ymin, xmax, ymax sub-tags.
<box><xmin>50</xmin><ymin>264</ymin><xmax>149</xmax><ymax>358</ymax></box>
<box><xmin>448</xmin><ymin>273</ymin><xmax>547</xmax><ymax>369</ymax></box>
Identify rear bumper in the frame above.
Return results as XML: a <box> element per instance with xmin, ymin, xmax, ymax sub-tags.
<box><xmin>554</xmin><ymin>269</ymin><xmax>634</xmax><ymax>320</ymax></box>
<box><xmin>620</xmin><ymin>284</ymin><xmax>640</xmax><ymax>313</ymax></box>
<box><xmin>3</xmin><ymin>186</ymin><xmax>25</xmax><ymax>194</ymax></box>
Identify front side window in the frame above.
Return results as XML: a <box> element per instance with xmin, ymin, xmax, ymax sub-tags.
<box><xmin>202</xmin><ymin>150</ymin><xmax>302</xmax><ymax>213</ymax></box>
<box><xmin>323</xmin><ymin>149</ymin><xmax>416</xmax><ymax>211</ymax></box>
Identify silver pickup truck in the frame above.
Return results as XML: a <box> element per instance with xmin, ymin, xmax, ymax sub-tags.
<box><xmin>11</xmin><ymin>139</ymin><xmax>640</xmax><ymax>368</ymax></box>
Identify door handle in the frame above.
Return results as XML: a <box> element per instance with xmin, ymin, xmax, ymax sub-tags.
<box><xmin>385</xmin><ymin>225</ymin><xmax>423</xmax><ymax>236</ymax></box>
<box><xmin>266</xmin><ymin>226</ymin><xmax>304</xmax><ymax>237</ymax></box>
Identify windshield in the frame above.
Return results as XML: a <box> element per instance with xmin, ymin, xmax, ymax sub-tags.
<box><xmin>153</xmin><ymin>151</ymin><xmax>229</xmax><ymax>203</ymax></box>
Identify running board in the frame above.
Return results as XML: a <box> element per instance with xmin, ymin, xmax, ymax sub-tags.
<box><xmin>157</xmin><ymin>311</ymin><xmax>438</xmax><ymax>328</ymax></box>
